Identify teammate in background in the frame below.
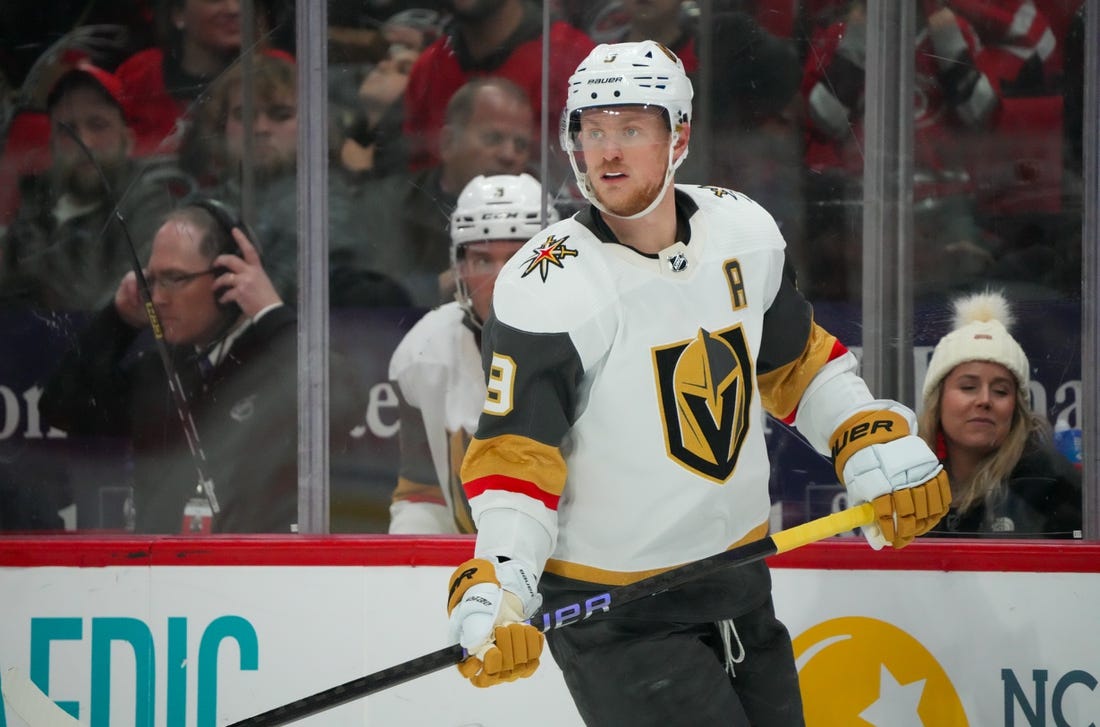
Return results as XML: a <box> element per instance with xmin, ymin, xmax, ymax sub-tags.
<box><xmin>918</xmin><ymin>290</ymin><xmax>1081</xmax><ymax>538</ymax></box>
<box><xmin>445</xmin><ymin>41</ymin><xmax>951</xmax><ymax>724</ymax></box>
<box><xmin>387</xmin><ymin>173</ymin><xmax>558</xmax><ymax>534</ymax></box>
<box><xmin>38</xmin><ymin>198</ymin><xmax>365</xmax><ymax>533</ymax></box>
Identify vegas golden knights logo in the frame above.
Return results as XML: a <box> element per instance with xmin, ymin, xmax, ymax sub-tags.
<box><xmin>652</xmin><ymin>325</ymin><xmax>753</xmax><ymax>482</ymax></box>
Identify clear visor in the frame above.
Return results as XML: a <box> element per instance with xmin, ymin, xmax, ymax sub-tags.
<box><xmin>565</xmin><ymin>104</ymin><xmax>672</xmax><ymax>169</ymax></box>
<box><xmin>563</xmin><ymin>103</ymin><xmax>681</xmax><ymax>219</ymax></box>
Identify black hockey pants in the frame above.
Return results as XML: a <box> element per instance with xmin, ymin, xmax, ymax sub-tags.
<box><xmin>541</xmin><ymin>561</ymin><xmax>805</xmax><ymax>727</ymax></box>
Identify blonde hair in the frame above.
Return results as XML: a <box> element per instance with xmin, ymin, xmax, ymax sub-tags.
<box><xmin>918</xmin><ymin>382</ymin><xmax>1050</xmax><ymax>514</ymax></box>
<box><xmin>179</xmin><ymin>53</ymin><xmax>297</xmax><ymax>181</ymax></box>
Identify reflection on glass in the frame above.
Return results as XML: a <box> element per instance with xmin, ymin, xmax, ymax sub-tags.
<box><xmin>0</xmin><ymin>1</ymin><xmax>310</xmax><ymax>535</ymax></box>
<box><xmin>327</xmin><ymin>0</ymin><xmax>595</xmax><ymax>533</ymax></box>
<box><xmin>773</xmin><ymin>0</ymin><xmax>1082</xmax><ymax>533</ymax></box>
<box><xmin>0</xmin><ymin>0</ymin><xmax>1086</xmax><ymax>539</ymax></box>
<box><xmin>917</xmin><ymin>292</ymin><xmax>1082</xmax><ymax>538</ymax></box>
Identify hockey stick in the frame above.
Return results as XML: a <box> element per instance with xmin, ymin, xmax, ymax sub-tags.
<box><xmin>54</xmin><ymin>123</ymin><xmax>220</xmax><ymax>514</ymax></box>
<box><xmin>1</xmin><ymin>667</ymin><xmax>83</xmax><ymax>727</ymax></box>
<box><xmin>228</xmin><ymin>502</ymin><xmax>875</xmax><ymax>727</ymax></box>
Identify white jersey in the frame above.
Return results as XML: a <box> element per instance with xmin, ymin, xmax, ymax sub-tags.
<box><xmin>388</xmin><ymin>301</ymin><xmax>485</xmax><ymax>533</ymax></box>
<box><xmin>462</xmin><ymin>185</ymin><xmax>868</xmax><ymax>584</ymax></box>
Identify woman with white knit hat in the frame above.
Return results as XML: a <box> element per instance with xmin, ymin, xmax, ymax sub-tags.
<box><xmin>917</xmin><ymin>291</ymin><xmax>1082</xmax><ymax>537</ymax></box>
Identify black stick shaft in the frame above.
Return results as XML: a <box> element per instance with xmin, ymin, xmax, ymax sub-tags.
<box><xmin>228</xmin><ymin>503</ymin><xmax>874</xmax><ymax>726</ymax></box>
<box><xmin>57</xmin><ymin>123</ymin><xmax>219</xmax><ymax>513</ymax></box>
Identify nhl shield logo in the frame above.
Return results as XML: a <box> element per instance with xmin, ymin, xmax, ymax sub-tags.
<box><xmin>652</xmin><ymin>325</ymin><xmax>753</xmax><ymax>482</ymax></box>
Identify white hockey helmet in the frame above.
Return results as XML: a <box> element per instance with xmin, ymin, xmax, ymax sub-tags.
<box><xmin>450</xmin><ymin>173</ymin><xmax>559</xmax><ymax>322</ymax></box>
<box><xmin>560</xmin><ymin>41</ymin><xmax>694</xmax><ymax>219</ymax></box>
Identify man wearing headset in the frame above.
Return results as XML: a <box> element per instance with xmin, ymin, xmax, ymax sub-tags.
<box><xmin>387</xmin><ymin>173</ymin><xmax>558</xmax><ymax>534</ymax></box>
<box><xmin>40</xmin><ymin>200</ymin><xmax>365</xmax><ymax>534</ymax></box>
<box><xmin>446</xmin><ymin>41</ymin><xmax>952</xmax><ymax>725</ymax></box>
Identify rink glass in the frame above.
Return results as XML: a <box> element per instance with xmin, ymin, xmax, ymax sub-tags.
<box><xmin>0</xmin><ymin>0</ymin><xmax>1091</xmax><ymax>538</ymax></box>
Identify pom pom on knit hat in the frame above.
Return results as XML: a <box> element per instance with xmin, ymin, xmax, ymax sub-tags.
<box><xmin>921</xmin><ymin>291</ymin><xmax>1030</xmax><ymax>401</ymax></box>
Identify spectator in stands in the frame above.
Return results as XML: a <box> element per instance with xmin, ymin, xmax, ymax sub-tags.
<box><xmin>115</xmin><ymin>0</ymin><xmax>292</xmax><ymax>157</ymax></box>
<box><xmin>179</xmin><ymin>53</ymin><xmax>300</xmax><ymax>295</ymax></box>
<box><xmin>402</xmin><ymin>0</ymin><xmax>594</xmax><ymax>173</ymax></box>
<box><xmin>381</xmin><ymin>7</ymin><xmax>445</xmax><ymax>52</ymax></box>
<box><xmin>329</xmin><ymin>7</ymin><xmax>444</xmax><ymax>183</ymax></box>
<box><xmin>589</xmin><ymin>0</ymin><xmax>698</xmax><ymax>70</ymax></box>
<box><xmin>918</xmin><ymin>290</ymin><xmax>1081</xmax><ymax>538</ymax></box>
<box><xmin>800</xmin><ymin>1</ymin><xmax>1073</xmax><ymax>302</ymax></box>
<box><xmin>336</xmin><ymin>42</ymin><xmax>420</xmax><ymax>181</ymax></box>
<box><xmin>388</xmin><ymin>173</ymin><xmax>557</xmax><ymax>534</ymax></box>
<box><xmin>181</xmin><ymin>53</ymin><xmax>298</xmax><ymax>186</ymax></box>
<box><xmin>0</xmin><ymin>3</ymin><xmax>154</xmax><ymax>87</ymax></box>
<box><xmin>0</xmin><ymin>23</ymin><xmax>139</xmax><ymax>232</ymax></box>
<box><xmin>354</xmin><ymin>76</ymin><xmax>535</xmax><ymax>308</ymax></box>
<box><xmin>179</xmin><ymin>53</ymin><xmax>410</xmax><ymax>308</ymax></box>
<box><xmin>799</xmin><ymin>0</ymin><xmax>1009</xmax><ymax>300</ymax></box>
<box><xmin>38</xmin><ymin>198</ymin><xmax>367</xmax><ymax>533</ymax></box>
<box><xmin>946</xmin><ymin>0</ymin><xmax>1059</xmax><ymax>95</ymax></box>
<box><xmin>691</xmin><ymin>11</ymin><xmax>803</xmax><ymax>238</ymax></box>
<box><xmin>1</xmin><ymin>61</ymin><xmax>186</xmax><ymax>312</ymax></box>
<box><xmin>943</xmin><ymin>1</ymin><xmax>1069</xmax><ymax>292</ymax></box>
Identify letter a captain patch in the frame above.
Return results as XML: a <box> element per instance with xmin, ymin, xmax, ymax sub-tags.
<box><xmin>652</xmin><ymin>325</ymin><xmax>754</xmax><ymax>482</ymax></box>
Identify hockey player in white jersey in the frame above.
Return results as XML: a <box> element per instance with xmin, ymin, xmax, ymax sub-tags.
<box><xmin>445</xmin><ymin>41</ymin><xmax>951</xmax><ymax>725</ymax></box>
<box><xmin>388</xmin><ymin>173</ymin><xmax>559</xmax><ymax>534</ymax></box>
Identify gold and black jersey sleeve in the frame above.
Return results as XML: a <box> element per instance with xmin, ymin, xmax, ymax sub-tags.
<box><xmin>460</xmin><ymin>312</ymin><xmax>585</xmax><ymax>512</ymax></box>
<box><xmin>756</xmin><ymin>259</ymin><xmax>844</xmax><ymax>423</ymax></box>
<box><xmin>475</xmin><ymin>312</ymin><xmax>585</xmax><ymax>445</ymax></box>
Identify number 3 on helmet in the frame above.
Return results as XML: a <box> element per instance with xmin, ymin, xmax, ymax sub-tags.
<box><xmin>449</xmin><ymin>173</ymin><xmax>559</xmax><ymax>324</ymax></box>
<box><xmin>560</xmin><ymin>41</ymin><xmax>694</xmax><ymax>218</ymax></box>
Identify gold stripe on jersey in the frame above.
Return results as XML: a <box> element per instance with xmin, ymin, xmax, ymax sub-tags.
<box><xmin>391</xmin><ymin>477</ymin><xmax>446</xmax><ymax>506</ymax></box>
<box><xmin>757</xmin><ymin>322</ymin><xmax>839</xmax><ymax>421</ymax></box>
<box><xmin>544</xmin><ymin>521</ymin><xmax>770</xmax><ymax>585</ymax></box>
<box><xmin>461</xmin><ymin>433</ymin><xmax>568</xmax><ymax>502</ymax></box>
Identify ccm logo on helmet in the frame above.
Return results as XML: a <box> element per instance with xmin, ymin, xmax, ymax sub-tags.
<box><xmin>587</xmin><ymin>77</ymin><xmax>623</xmax><ymax>84</ymax></box>
<box><xmin>480</xmin><ymin>212</ymin><xmax>521</xmax><ymax>220</ymax></box>
<box><xmin>831</xmin><ymin>419</ymin><xmax>895</xmax><ymax>459</ymax></box>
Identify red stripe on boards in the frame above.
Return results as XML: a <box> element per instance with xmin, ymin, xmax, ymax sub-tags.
<box><xmin>1</xmin><ymin>536</ymin><xmax>1098</xmax><ymax>572</ymax></box>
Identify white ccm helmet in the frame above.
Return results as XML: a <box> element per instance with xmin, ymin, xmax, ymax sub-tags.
<box><xmin>450</xmin><ymin>173</ymin><xmax>559</xmax><ymax>322</ymax></box>
<box><xmin>560</xmin><ymin>40</ymin><xmax>694</xmax><ymax>219</ymax></box>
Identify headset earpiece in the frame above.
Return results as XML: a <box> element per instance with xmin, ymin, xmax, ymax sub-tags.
<box><xmin>179</xmin><ymin>195</ymin><xmax>261</xmax><ymax>316</ymax></box>
<box><xmin>181</xmin><ymin>195</ymin><xmax>262</xmax><ymax>259</ymax></box>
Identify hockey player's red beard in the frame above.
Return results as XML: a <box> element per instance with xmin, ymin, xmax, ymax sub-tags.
<box><xmin>590</xmin><ymin>159</ymin><xmax>668</xmax><ymax>218</ymax></box>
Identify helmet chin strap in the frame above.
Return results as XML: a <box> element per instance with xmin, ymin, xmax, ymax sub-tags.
<box><xmin>454</xmin><ymin>281</ymin><xmax>483</xmax><ymax>331</ymax></box>
<box><xmin>452</xmin><ymin>253</ymin><xmax>485</xmax><ymax>330</ymax></box>
<box><xmin>576</xmin><ymin>131</ymin><xmax>688</xmax><ymax>221</ymax></box>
